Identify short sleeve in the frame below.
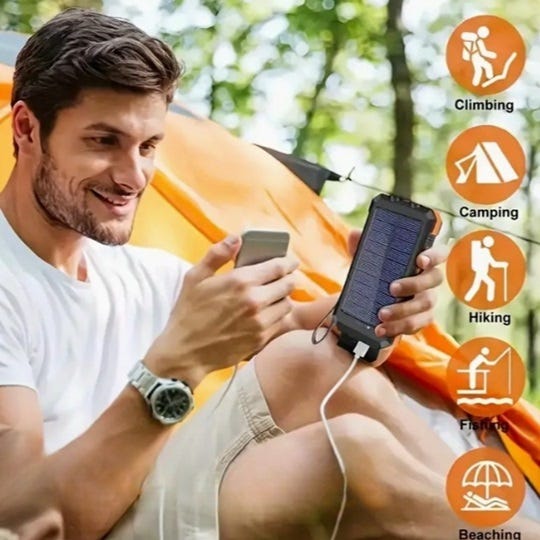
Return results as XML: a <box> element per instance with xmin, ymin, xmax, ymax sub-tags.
<box><xmin>0</xmin><ymin>292</ymin><xmax>35</xmax><ymax>390</ymax></box>
<box><xmin>118</xmin><ymin>245</ymin><xmax>193</xmax><ymax>306</ymax></box>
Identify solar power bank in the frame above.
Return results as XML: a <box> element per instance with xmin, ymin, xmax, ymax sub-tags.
<box><xmin>334</xmin><ymin>194</ymin><xmax>442</xmax><ymax>362</ymax></box>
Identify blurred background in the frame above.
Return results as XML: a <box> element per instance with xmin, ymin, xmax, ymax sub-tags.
<box><xmin>1</xmin><ymin>0</ymin><xmax>539</xmax><ymax>401</ymax></box>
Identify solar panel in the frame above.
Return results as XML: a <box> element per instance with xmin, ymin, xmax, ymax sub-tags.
<box><xmin>341</xmin><ymin>207</ymin><xmax>422</xmax><ymax>326</ymax></box>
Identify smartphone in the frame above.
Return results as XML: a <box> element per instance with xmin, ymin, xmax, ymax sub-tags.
<box><xmin>334</xmin><ymin>194</ymin><xmax>442</xmax><ymax>361</ymax></box>
<box><xmin>234</xmin><ymin>229</ymin><xmax>290</xmax><ymax>267</ymax></box>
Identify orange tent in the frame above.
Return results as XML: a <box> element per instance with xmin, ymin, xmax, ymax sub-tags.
<box><xmin>0</xmin><ymin>31</ymin><xmax>538</xmax><ymax>493</ymax></box>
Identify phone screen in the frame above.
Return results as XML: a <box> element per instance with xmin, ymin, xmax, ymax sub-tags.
<box><xmin>340</xmin><ymin>207</ymin><xmax>422</xmax><ymax>326</ymax></box>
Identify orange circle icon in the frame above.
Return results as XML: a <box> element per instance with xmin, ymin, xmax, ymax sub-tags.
<box><xmin>447</xmin><ymin>338</ymin><xmax>525</xmax><ymax>417</ymax></box>
<box><xmin>446</xmin><ymin>15</ymin><xmax>526</xmax><ymax>95</ymax></box>
<box><xmin>446</xmin><ymin>447</ymin><xmax>525</xmax><ymax>527</ymax></box>
<box><xmin>446</xmin><ymin>125</ymin><xmax>526</xmax><ymax>204</ymax></box>
<box><xmin>446</xmin><ymin>231</ymin><xmax>526</xmax><ymax>309</ymax></box>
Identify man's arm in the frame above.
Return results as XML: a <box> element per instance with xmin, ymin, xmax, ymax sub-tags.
<box><xmin>0</xmin><ymin>375</ymin><xmax>204</xmax><ymax>539</ymax></box>
<box><xmin>0</xmin><ymin>236</ymin><xmax>298</xmax><ymax>539</ymax></box>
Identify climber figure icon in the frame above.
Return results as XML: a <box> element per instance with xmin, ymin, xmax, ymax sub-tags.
<box><xmin>446</xmin><ymin>15</ymin><xmax>526</xmax><ymax>95</ymax></box>
<box><xmin>460</xmin><ymin>26</ymin><xmax>500</xmax><ymax>87</ymax></box>
<box><xmin>465</xmin><ymin>235</ymin><xmax>508</xmax><ymax>303</ymax></box>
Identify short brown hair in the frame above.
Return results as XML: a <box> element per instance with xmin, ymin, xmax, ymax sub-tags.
<box><xmin>11</xmin><ymin>8</ymin><xmax>183</xmax><ymax>155</ymax></box>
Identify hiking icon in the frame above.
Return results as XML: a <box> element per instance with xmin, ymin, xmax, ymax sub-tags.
<box><xmin>465</xmin><ymin>235</ymin><xmax>508</xmax><ymax>303</ymax></box>
<box><xmin>446</xmin><ymin>230</ymin><xmax>526</xmax><ymax>310</ymax></box>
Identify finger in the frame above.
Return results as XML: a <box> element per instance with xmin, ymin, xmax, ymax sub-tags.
<box><xmin>256</xmin><ymin>298</ymin><xmax>294</xmax><ymax>331</ymax></box>
<box><xmin>235</xmin><ymin>256</ymin><xmax>299</xmax><ymax>285</ymax></box>
<box><xmin>188</xmin><ymin>235</ymin><xmax>241</xmax><ymax>283</ymax></box>
<box><xmin>416</xmin><ymin>244</ymin><xmax>448</xmax><ymax>270</ymax></box>
<box><xmin>375</xmin><ymin>310</ymin><xmax>434</xmax><ymax>338</ymax></box>
<box><xmin>347</xmin><ymin>229</ymin><xmax>362</xmax><ymax>258</ymax></box>
<box><xmin>390</xmin><ymin>266</ymin><xmax>443</xmax><ymax>297</ymax></box>
<box><xmin>250</xmin><ymin>275</ymin><xmax>296</xmax><ymax>310</ymax></box>
<box><xmin>378</xmin><ymin>291</ymin><xmax>436</xmax><ymax>322</ymax></box>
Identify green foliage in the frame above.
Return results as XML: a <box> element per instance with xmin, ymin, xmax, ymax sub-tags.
<box><xmin>2</xmin><ymin>0</ymin><xmax>538</xmax><ymax>389</ymax></box>
<box><xmin>0</xmin><ymin>0</ymin><xmax>102</xmax><ymax>32</ymax></box>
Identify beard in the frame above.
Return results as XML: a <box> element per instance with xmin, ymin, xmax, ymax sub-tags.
<box><xmin>32</xmin><ymin>153</ymin><xmax>139</xmax><ymax>246</ymax></box>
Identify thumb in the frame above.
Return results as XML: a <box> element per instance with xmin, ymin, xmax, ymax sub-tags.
<box><xmin>348</xmin><ymin>229</ymin><xmax>362</xmax><ymax>258</ymax></box>
<box><xmin>189</xmin><ymin>235</ymin><xmax>241</xmax><ymax>282</ymax></box>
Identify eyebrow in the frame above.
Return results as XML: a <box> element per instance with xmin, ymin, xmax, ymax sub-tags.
<box><xmin>83</xmin><ymin>122</ymin><xmax>164</xmax><ymax>142</ymax></box>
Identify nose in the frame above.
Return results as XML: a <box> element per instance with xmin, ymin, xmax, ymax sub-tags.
<box><xmin>111</xmin><ymin>149</ymin><xmax>149</xmax><ymax>193</ymax></box>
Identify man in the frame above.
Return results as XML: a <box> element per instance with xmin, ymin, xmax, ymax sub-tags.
<box><xmin>0</xmin><ymin>8</ymin><xmax>537</xmax><ymax>540</ymax></box>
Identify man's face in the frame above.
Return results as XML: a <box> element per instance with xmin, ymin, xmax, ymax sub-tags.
<box><xmin>32</xmin><ymin>88</ymin><xmax>167</xmax><ymax>245</ymax></box>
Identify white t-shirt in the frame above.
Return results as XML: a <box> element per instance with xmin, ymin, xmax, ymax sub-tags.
<box><xmin>0</xmin><ymin>210</ymin><xmax>191</xmax><ymax>453</ymax></box>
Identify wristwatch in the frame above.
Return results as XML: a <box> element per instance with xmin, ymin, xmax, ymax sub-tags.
<box><xmin>128</xmin><ymin>360</ymin><xmax>194</xmax><ymax>425</ymax></box>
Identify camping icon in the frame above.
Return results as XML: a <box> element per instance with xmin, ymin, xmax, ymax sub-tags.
<box><xmin>455</xmin><ymin>142</ymin><xmax>518</xmax><ymax>185</ymax></box>
<box><xmin>446</xmin><ymin>125</ymin><xmax>526</xmax><ymax>204</ymax></box>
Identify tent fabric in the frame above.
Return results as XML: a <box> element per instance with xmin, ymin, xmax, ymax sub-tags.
<box><xmin>0</xmin><ymin>54</ymin><xmax>538</xmax><ymax>493</ymax></box>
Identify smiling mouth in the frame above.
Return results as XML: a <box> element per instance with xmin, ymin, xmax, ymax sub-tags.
<box><xmin>90</xmin><ymin>189</ymin><xmax>136</xmax><ymax>207</ymax></box>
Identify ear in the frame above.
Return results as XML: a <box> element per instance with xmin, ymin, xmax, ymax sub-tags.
<box><xmin>11</xmin><ymin>101</ymin><xmax>42</xmax><ymax>157</ymax></box>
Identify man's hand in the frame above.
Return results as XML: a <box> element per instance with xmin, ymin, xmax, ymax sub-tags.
<box><xmin>342</xmin><ymin>228</ymin><xmax>447</xmax><ymax>338</ymax></box>
<box><xmin>145</xmin><ymin>236</ymin><xmax>298</xmax><ymax>386</ymax></box>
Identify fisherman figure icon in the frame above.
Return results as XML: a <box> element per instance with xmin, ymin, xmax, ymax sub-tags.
<box><xmin>456</xmin><ymin>345</ymin><xmax>514</xmax><ymax>407</ymax></box>
<box><xmin>446</xmin><ymin>337</ymin><xmax>526</xmax><ymax>418</ymax></box>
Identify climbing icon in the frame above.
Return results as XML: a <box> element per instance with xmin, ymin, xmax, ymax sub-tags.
<box><xmin>447</xmin><ymin>337</ymin><xmax>526</xmax><ymax>417</ymax></box>
<box><xmin>446</xmin><ymin>230</ymin><xmax>526</xmax><ymax>310</ymax></box>
<box><xmin>446</xmin><ymin>15</ymin><xmax>526</xmax><ymax>95</ymax></box>
<box><xmin>446</xmin><ymin>126</ymin><xmax>526</xmax><ymax>204</ymax></box>
<box><xmin>446</xmin><ymin>448</ymin><xmax>526</xmax><ymax>527</ymax></box>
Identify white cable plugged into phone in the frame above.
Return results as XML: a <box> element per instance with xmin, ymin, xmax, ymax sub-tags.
<box><xmin>320</xmin><ymin>339</ymin><xmax>369</xmax><ymax>540</ymax></box>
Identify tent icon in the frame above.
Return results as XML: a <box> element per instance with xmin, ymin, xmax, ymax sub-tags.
<box><xmin>455</xmin><ymin>142</ymin><xmax>518</xmax><ymax>184</ymax></box>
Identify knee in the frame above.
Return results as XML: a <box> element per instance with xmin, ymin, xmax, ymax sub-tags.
<box><xmin>330</xmin><ymin>413</ymin><xmax>390</xmax><ymax>452</ymax></box>
<box><xmin>254</xmin><ymin>329</ymin><xmax>326</xmax><ymax>392</ymax></box>
<box><xmin>17</xmin><ymin>509</ymin><xmax>64</xmax><ymax>540</ymax></box>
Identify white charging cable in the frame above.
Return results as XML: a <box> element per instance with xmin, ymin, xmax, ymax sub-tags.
<box><xmin>320</xmin><ymin>340</ymin><xmax>370</xmax><ymax>540</ymax></box>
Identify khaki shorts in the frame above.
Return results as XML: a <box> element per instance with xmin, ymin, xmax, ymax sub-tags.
<box><xmin>107</xmin><ymin>360</ymin><xmax>283</xmax><ymax>540</ymax></box>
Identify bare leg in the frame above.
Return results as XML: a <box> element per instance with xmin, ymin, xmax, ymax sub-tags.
<box><xmin>219</xmin><ymin>414</ymin><xmax>461</xmax><ymax>540</ymax></box>
<box><xmin>253</xmin><ymin>329</ymin><xmax>456</xmax><ymax>476</ymax></box>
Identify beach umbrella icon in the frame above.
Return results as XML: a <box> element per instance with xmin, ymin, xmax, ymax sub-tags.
<box><xmin>462</xmin><ymin>460</ymin><xmax>513</xmax><ymax>501</ymax></box>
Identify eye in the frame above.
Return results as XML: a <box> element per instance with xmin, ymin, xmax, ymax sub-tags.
<box><xmin>88</xmin><ymin>136</ymin><xmax>117</xmax><ymax>146</ymax></box>
<box><xmin>139</xmin><ymin>142</ymin><xmax>158</xmax><ymax>157</ymax></box>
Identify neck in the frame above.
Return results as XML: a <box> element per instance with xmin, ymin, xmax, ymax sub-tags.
<box><xmin>0</xmin><ymin>166</ymin><xmax>88</xmax><ymax>281</ymax></box>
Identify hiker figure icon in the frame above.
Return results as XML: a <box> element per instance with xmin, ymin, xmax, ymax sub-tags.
<box><xmin>465</xmin><ymin>235</ymin><xmax>508</xmax><ymax>303</ymax></box>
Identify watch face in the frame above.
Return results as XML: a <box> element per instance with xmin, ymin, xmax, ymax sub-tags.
<box><xmin>151</xmin><ymin>385</ymin><xmax>193</xmax><ymax>424</ymax></box>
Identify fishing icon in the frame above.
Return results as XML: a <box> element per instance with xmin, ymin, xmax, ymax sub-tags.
<box><xmin>446</xmin><ymin>338</ymin><xmax>526</xmax><ymax>418</ymax></box>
